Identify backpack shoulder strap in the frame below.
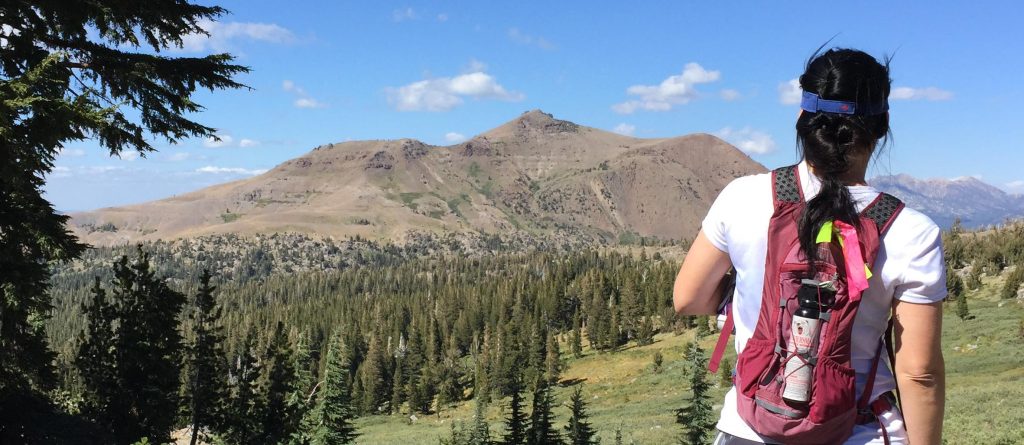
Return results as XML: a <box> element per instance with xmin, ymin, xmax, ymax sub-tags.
<box><xmin>771</xmin><ymin>165</ymin><xmax>804</xmax><ymax>208</ymax></box>
<box><xmin>860</xmin><ymin>192</ymin><xmax>904</xmax><ymax>235</ymax></box>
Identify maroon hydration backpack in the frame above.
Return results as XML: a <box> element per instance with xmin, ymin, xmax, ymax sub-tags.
<box><xmin>708</xmin><ymin>165</ymin><xmax>904</xmax><ymax>445</ymax></box>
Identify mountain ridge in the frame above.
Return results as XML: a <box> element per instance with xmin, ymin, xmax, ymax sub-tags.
<box><xmin>71</xmin><ymin>110</ymin><xmax>766</xmax><ymax>246</ymax></box>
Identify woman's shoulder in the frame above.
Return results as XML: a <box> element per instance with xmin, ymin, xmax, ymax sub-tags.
<box><xmin>883</xmin><ymin>205</ymin><xmax>942</xmax><ymax>244</ymax></box>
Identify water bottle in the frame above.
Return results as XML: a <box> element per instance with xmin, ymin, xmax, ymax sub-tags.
<box><xmin>782</xmin><ymin>279</ymin><xmax>833</xmax><ymax>403</ymax></box>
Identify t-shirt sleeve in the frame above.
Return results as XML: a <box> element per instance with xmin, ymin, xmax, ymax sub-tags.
<box><xmin>701</xmin><ymin>179</ymin><xmax>739</xmax><ymax>254</ymax></box>
<box><xmin>892</xmin><ymin>223</ymin><xmax>948</xmax><ymax>304</ymax></box>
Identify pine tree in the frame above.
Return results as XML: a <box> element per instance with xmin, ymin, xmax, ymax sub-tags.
<box><xmin>262</xmin><ymin>321</ymin><xmax>298</xmax><ymax>443</ymax></box>
<box><xmin>468</xmin><ymin>397</ymin><xmax>492</xmax><ymax>445</ymax></box>
<box><xmin>570</xmin><ymin>313</ymin><xmax>584</xmax><ymax>359</ymax></box>
<box><xmin>77</xmin><ymin>250</ymin><xmax>186</xmax><ymax>443</ymax></box>
<box><xmin>545</xmin><ymin>332</ymin><xmax>563</xmax><ymax>385</ymax></box>
<box><xmin>1001</xmin><ymin>266</ymin><xmax>1024</xmax><ymax>300</ymax></box>
<box><xmin>359</xmin><ymin>334</ymin><xmax>388</xmax><ymax>414</ymax></box>
<box><xmin>564</xmin><ymin>386</ymin><xmax>598</xmax><ymax>445</ymax></box>
<box><xmin>438</xmin><ymin>336</ymin><xmax>466</xmax><ymax>408</ymax></box>
<box><xmin>717</xmin><ymin>357</ymin><xmax>733</xmax><ymax>388</ymax></box>
<box><xmin>182</xmin><ymin>270</ymin><xmax>230</xmax><ymax>445</ymax></box>
<box><xmin>675</xmin><ymin>343</ymin><xmax>715</xmax><ymax>445</ymax></box>
<box><xmin>223</xmin><ymin>327</ymin><xmax>265</xmax><ymax>445</ymax></box>
<box><xmin>0</xmin><ymin>2</ymin><xmax>245</xmax><ymax>431</ymax></box>
<box><xmin>75</xmin><ymin>278</ymin><xmax>118</xmax><ymax>439</ymax></box>
<box><xmin>526</xmin><ymin>381</ymin><xmax>563</xmax><ymax>445</ymax></box>
<box><xmin>309</xmin><ymin>332</ymin><xmax>359</xmax><ymax>445</ymax></box>
<box><xmin>502</xmin><ymin>381</ymin><xmax>529</xmax><ymax>445</ymax></box>
<box><xmin>955</xmin><ymin>290</ymin><xmax>971</xmax><ymax>321</ymax></box>
<box><xmin>288</xmin><ymin>332</ymin><xmax>318</xmax><ymax>445</ymax></box>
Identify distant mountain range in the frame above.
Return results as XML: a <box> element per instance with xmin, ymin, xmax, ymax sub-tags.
<box><xmin>68</xmin><ymin>109</ymin><xmax>1022</xmax><ymax>246</ymax></box>
<box><xmin>871</xmin><ymin>174</ymin><xmax>1024</xmax><ymax>229</ymax></box>
<box><xmin>71</xmin><ymin>110</ymin><xmax>765</xmax><ymax>246</ymax></box>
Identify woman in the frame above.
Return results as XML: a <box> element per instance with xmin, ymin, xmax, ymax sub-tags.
<box><xmin>673</xmin><ymin>48</ymin><xmax>945</xmax><ymax>444</ymax></box>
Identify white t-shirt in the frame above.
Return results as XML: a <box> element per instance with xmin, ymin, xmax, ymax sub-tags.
<box><xmin>703</xmin><ymin>161</ymin><xmax>946</xmax><ymax>444</ymax></box>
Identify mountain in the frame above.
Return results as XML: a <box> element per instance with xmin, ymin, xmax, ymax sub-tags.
<box><xmin>70</xmin><ymin>110</ymin><xmax>766</xmax><ymax>246</ymax></box>
<box><xmin>871</xmin><ymin>174</ymin><xmax>1024</xmax><ymax>228</ymax></box>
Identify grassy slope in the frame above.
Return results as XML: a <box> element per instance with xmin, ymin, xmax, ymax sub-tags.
<box><xmin>355</xmin><ymin>287</ymin><xmax>1024</xmax><ymax>444</ymax></box>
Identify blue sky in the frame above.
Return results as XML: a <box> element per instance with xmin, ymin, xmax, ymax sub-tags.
<box><xmin>46</xmin><ymin>0</ymin><xmax>1024</xmax><ymax>211</ymax></box>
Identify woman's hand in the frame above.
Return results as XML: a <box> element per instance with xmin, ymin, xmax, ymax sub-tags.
<box><xmin>892</xmin><ymin>299</ymin><xmax>945</xmax><ymax>445</ymax></box>
<box><xmin>673</xmin><ymin>230</ymin><xmax>733</xmax><ymax>315</ymax></box>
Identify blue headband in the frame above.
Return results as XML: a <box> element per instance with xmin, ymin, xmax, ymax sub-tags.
<box><xmin>800</xmin><ymin>90</ymin><xmax>888</xmax><ymax>116</ymax></box>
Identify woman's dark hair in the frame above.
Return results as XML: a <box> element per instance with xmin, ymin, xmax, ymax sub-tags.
<box><xmin>796</xmin><ymin>48</ymin><xmax>891</xmax><ymax>266</ymax></box>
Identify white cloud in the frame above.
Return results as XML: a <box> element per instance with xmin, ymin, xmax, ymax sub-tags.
<box><xmin>238</xmin><ymin>138</ymin><xmax>260</xmax><ymax>148</ymax></box>
<box><xmin>437</xmin><ymin>13</ymin><xmax>449</xmax><ymax>22</ymax></box>
<box><xmin>891</xmin><ymin>87</ymin><xmax>953</xmax><ymax>101</ymax></box>
<box><xmin>716</xmin><ymin>127</ymin><xmax>777</xmax><ymax>155</ymax></box>
<box><xmin>178</xmin><ymin>19</ymin><xmax>295</xmax><ymax>52</ymax></box>
<box><xmin>720</xmin><ymin>89</ymin><xmax>741</xmax><ymax>101</ymax></box>
<box><xmin>612</xmin><ymin>63</ymin><xmax>720</xmax><ymax>114</ymax></box>
<box><xmin>51</xmin><ymin>166</ymin><xmax>72</xmax><ymax>178</ymax></box>
<box><xmin>283</xmin><ymin>80</ymin><xmax>327</xmax><ymax>109</ymax></box>
<box><xmin>444</xmin><ymin>132</ymin><xmax>468</xmax><ymax>143</ymax></box>
<box><xmin>387</xmin><ymin>71</ymin><xmax>524</xmax><ymax>112</ymax></box>
<box><xmin>612</xmin><ymin>123</ymin><xmax>636</xmax><ymax>136</ymax></box>
<box><xmin>196</xmin><ymin>166</ymin><xmax>268</xmax><ymax>176</ymax></box>
<box><xmin>507</xmin><ymin>27</ymin><xmax>555</xmax><ymax>50</ymax></box>
<box><xmin>58</xmin><ymin>147</ymin><xmax>86</xmax><ymax>157</ymax></box>
<box><xmin>393</xmin><ymin>7</ymin><xmax>417</xmax><ymax>22</ymax></box>
<box><xmin>779</xmin><ymin>78</ymin><xmax>801</xmax><ymax>105</ymax></box>
<box><xmin>294</xmin><ymin>98</ymin><xmax>326</xmax><ymax>108</ymax></box>
<box><xmin>464</xmin><ymin>59</ymin><xmax>487</xmax><ymax>73</ymax></box>
<box><xmin>119</xmin><ymin>151</ymin><xmax>141</xmax><ymax>161</ymax></box>
<box><xmin>203</xmin><ymin>134</ymin><xmax>234</xmax><ymax>148</ymax></box>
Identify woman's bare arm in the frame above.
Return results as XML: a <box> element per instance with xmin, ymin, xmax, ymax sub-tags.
<box><xmin>673</xmin><ymin>230</ymin><xmax>732</xmax><ymax>315</ymax></box>
<box><xmin>892</xmin><ymin>299</ymin><xmax>945</xmax><ymax>445</ymax></box>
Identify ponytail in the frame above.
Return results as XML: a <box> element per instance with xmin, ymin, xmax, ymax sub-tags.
<box><xmin>795</xmin><ymin>48</ymin><xmax>891</xmax><ymax>265</ymax></box>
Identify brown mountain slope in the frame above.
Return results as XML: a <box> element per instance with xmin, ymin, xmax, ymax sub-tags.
<box><xmin>71</xmin><ymin>110</ymin><xmax>766</xmax><ymax>246</ymax></box>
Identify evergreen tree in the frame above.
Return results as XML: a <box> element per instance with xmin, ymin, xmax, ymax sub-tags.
<box><xmin>262</xmin><ymin>321</ymin><xmax>298</xmax><ymax>443</ymax></box>
<box><xmin>288</xmin><ymin>332</ymin><xmax>318</xmax><ymax>445</ymax></box>
<box><xmin>438</xmin><ymin>336</ymin><xmax>466</xmax><ymax>408</ymax></box>
<box><xmin>309</xmin><ymin>332</ymin><xmax>359</xmax><ymax>445</ymax></box>
<box><xmin>75</xmin><ymin>278</ymin><xmax>118</xmax><ymax>439</ymax></box>
<box><xmin>1001</xmin><ymin>266</ymin><xmax>1024</xmax><ymax>300</ymax></box>
<box><xmin>526</xmin><ymin>381</ymin><xmax>563</xmax><ymax>445</ymax></box>
<box><xmin>564</xmin><ymin>386</ymin><xmax>598</xmax><ymax>445</ymax></box>
<box><xmin>570</xmin><ymin>313</ymin><xmax>584</xmax><ymax>359</ymax></box>
<box><xmin>502</xmin><ymin>381</ymin><xmax>529</xmax><ymax>445</ymax></box>
<box><xmin>182</xmin><ymin>270</ymin><xmax>230</xmax><ymax>445</ymax></box>
<box><xmin>544</xmin><ymin>332</ymin><xmax>562</xmax><ymax>385</ymax></box>
<box><xmin>675</xmin><ymin>343</ymin><xmax>714</xmax><ymax>445</ymax></box>
<box><xmin>717</xmin><ymin>357</ymin><xmax>733</xmax><ymax>388</ymax></box>
<box><xmin>359</xmin><ymin>333</ymin><xmax>389</xmax><ymax>414</ymax></box>
<box><xmin>223</xmin><ymin>327</ymin><xmax>265</xmax><ymax>445</ymax></box>
<box><xmin>468</xmin><ymin>397</ymin><xmax>492</xmax><ymax>445</ymax></box>
<box><xmin>955</xmin><ymin>290</ymin><xmax>971</xmax><ymax>321</ymax></box>
<box><xmin>77</xmin><ymin>250</ymin><xmax>186</xmax><ymax>443</ymax></box>
<box><xmin>474</xmin><ymin>329</ymin><xmax>493</xmax><ymax>405</ymax></box>
<box><xmin>0</xmin><ymin>1</ymin><xmax>245</xmax><ymax>434</ymax></box>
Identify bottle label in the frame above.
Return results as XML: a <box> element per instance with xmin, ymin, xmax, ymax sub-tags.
<box><xmin>782</xmin><ymin>315</ymin><xmax>819</xmax><ymax>403</ymax></box>
<box><xmin>790</xmin><ymin>316</ymin><xmax>819</xmax><ymax>353</ymax></box>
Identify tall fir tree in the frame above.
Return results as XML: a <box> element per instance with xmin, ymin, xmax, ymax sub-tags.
<box><xmin>77</xmin><ymin>250</ymin><xmax>186</xmax><ymax>444</ymax></box>
<box><xmin>262</xmin><ymin>321</ymin><xmax>298</xmax><ymax>443</ymax></box>
<box><xmin>675</xmin><ymin>343</ymin><xmax>715</xmax><ymax>445</ymax></box>
<box><xmin>570</xmin><ymin>312</ymin><xmax>584</xmax><ymax>359</ymax></box>
<box><xmin>309</xmin><ymin>331</ymin><xmax>359</xmax><ymax>445</ymax></box>
<box><xmin>564</xmin><ymin>385</ymin><xmax>598</xmax><ymax>445</ymax></box>
<box><xmin>544</xmin><ymin>331</ymin><xmax>562</xmax><ymax>385</ymax></box>
<box><xmin>0</xmin><ymin>1</ymin><xmax>245</xmax><ymax>435</ymax></box>
<box><xmin>359</xmin><ymin>333</ymin><xmax>389</xmax><ymax>414</ymax></box>
<box><xmin>502</xmin><ymin>380</ymin><xmax>529</xmax><ymax>445</ymax></box>
<box><xmin>468</xmin><ymin>397</ymin><xmax>492</xmax><ymax>445</ymax></box>
<box><xmin>223</xmin><ymin>326</ymin><xmax>265</xmax><ymax>445</ymax></box>
<box><xmin>288</xmin><ymin>331</ymin><xmax>318</xmax><ymax>445</ymax></box>
<box><xmin>526</xmin><ymin>381</ymin><xmax>563</xmax><ymax>445</ymax></box>
<box><xmin>75</xmin><ymin>278</ymin><xmax>119</xmax><ymax>437</ymax></box>
<box><xmin>181</xmin><ymin>270</ymin><xmax>230</xmax><ymax>445</ymax></box>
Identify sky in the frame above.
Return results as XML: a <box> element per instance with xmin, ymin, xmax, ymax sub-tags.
<box><xmin>44</xmin><ymin>0</ymin><xmax>1024</xmax><ymax>211</ymax></box>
